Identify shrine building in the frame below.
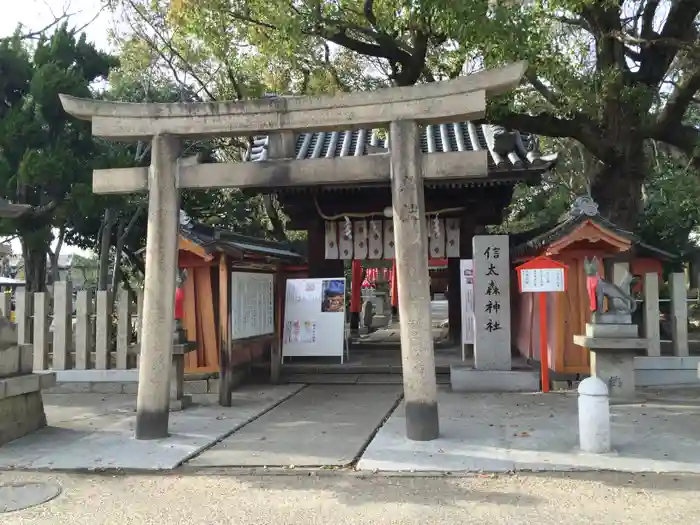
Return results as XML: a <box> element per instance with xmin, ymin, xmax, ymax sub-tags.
<box><xmin>511</xmin><ymin>200</ymin><xmax>677</xmax><ymax>378</ymax></box>
<box><xmin>244</xmin><ymin>121</ymin><xmax>558</xmax><ymax>345</ymax></box>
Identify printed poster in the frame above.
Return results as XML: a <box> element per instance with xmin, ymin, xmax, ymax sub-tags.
<box><xmin>321</xmin><ymin>279</ymin><xmax>345</xmax><ymax>313</ymax></box>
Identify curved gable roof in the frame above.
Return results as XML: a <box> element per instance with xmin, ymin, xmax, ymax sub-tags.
<box><xmin>245</xmin><ymin>123</ymin><xmax>557</xmax><ymax>174</ymax></box>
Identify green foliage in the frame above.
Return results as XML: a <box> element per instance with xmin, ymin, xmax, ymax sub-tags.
<box><xmin>106</xmin><ymin>0</ymin><xmax>700</xmax><ymax>255</ymax></box>
<box><xmin>638</xmin><ymin>156</ymin><xmax>700</xmax><ymax>255</ymax></box>
<box><xmin>0</xmin><ymin>24</ymin><xmax>118</xmax><ymax>290</ymax></box>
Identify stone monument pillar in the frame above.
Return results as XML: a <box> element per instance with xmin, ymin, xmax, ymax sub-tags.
<box><xmin>170</xmin><ymin>269</ymin><xmax>194</xmax><ymax>411</ymax></box>
<box><xmin>472</xmin><ymin>235</ymin><xmax>511</xmax><ymax>370</ymax></box>
<box><xmin>573</xmin><ymin>259</ymin><xmax>647</xmax><ymax>401</ymax></box>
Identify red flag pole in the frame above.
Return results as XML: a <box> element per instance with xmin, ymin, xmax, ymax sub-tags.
<box><xmin>539</xmin><ymin>292</ymin><xmax>550</xmax><ymax>393</ymax></box>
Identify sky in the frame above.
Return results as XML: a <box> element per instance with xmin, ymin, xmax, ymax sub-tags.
<box><xmin>0</xmin><ymin>0</ymin><xmax>116</xmax><ymax>51</ymax></box>
<box><xmin>1</xmin><ymin>0</ymin><xmax>117</xmax><ymax>256</ymax></box>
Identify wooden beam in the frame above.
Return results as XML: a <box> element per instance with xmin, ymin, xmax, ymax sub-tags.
<box><xmin>92</xmin><ymin>150</ymin><xmax>488</xmax><ymax>194</ymax></box>
<box><xmin>178</xmin><ymin>235</ymin><xmax>214</xmax><ymax>261</ymax></box>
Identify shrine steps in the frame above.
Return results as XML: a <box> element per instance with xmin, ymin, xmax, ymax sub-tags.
<box><xmin>281</xmin><ymin>372</ymin><xmax>452</xmax><ymax>386</ymax></box>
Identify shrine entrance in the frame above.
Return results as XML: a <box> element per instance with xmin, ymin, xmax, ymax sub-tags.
<box><xmin>62</xmin><ymin>61</ymin><xmax>555</xmax><ymax>442</ymax></box>
<box><xmin>251</xmin><ymin>124</ymin><xmax>557</xmax><ymax>375</ymax></box>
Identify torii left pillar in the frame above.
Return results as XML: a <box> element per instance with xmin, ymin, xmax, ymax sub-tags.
<box><xmin>135</xmin><ymin>134</ymin><xmax>181</xmax><ymax>439</ymax></box>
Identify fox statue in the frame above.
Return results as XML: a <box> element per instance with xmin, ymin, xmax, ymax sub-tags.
<box><xmin>583</xmin><ymin>257</ymin><xmax>637</xmax><ymax>315</ymax></box>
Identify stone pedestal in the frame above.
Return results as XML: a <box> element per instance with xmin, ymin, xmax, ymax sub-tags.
<box><xmin>573</xmin><ymin>322</ymin><xmax>646</xmax><ymax>402</ymax></box>
<box><xmin>0</xmin><ymin>318</ymin><xmax>55</xmax><ymax>446</ymax></box>
<box><xmin>450</xmin><ymin>366</ymin><xmax>540</xmax><ymax>392</ymax></box>
<box><xmin>169</xmin><ymin>321</ymin><xmax>196</xmax><ymax>412</ymax></box>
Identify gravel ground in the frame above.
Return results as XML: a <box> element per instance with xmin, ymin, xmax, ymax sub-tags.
<box><xmin>2</xmin><ymin>470</ymin><xmax>700</xmax><ymax>524</ymax></box>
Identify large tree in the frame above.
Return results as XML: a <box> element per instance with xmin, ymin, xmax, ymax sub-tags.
<box><xmin>145</xmin><ymin>0</ymin><xmax>700</xmax><ymax>231</ymax></box>
<box><xmin>103</xmin><ymin>1</ymin><xmax>370</xmax><ymax>241</ymax></box>
<box><xmin>0</xmin><ymin>24</ymin><xmax>117</xmax><ymax>291</ymax></box>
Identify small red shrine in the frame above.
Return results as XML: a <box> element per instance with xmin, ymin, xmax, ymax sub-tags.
<box><xmin>511</xmin><ymin>198</ymin><xmax>677</xmax><ymax>376</ymax></box>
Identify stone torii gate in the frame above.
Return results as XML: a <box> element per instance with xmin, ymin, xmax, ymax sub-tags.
<box><xmin>60</xmin><ymin>62</ymin><xmax>527</xmax><ymax>441</ymax></box>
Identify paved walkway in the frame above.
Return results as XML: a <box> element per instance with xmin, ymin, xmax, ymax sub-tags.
<box><xmin>0</xmin><ymin>385</ymin><xmax>302</xmax><ymax>470</ymax></box>
<box><xmin>2</xmin><ymin>470</ymin><xmax>700</xmax><ymax>524</ymax></box>
<box><xmin>358</xmin><ymin>388</ymin><xmax>700</xmax><ymax>473</ymax></box>
<box><xmin>4</xmin><ymin>383</ymin><xmax>700</xmax><ymax>475</ymax></box>
<box><xmin>189</xmin><ymin>385</ymin><xmax>401</xmax><ymax>468</ymax></box>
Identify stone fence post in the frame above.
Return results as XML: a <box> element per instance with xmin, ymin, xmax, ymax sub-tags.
<box><xmin>643</xmin><ymin>273</ymin><xmax>660</xmax><ymax>357</ymax></box>
<box><xmin>670</xmin><ymin>272</ymin><xmax>688</xmax><ymax>356</ymax></box>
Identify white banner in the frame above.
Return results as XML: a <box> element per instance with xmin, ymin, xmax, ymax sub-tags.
<box><xmin>460</xmin><ymin>259</ymin><xmax>475</xmax><ymax>348</ymax></box>
<box><xmin>230</xmin><ymin>272</ymin><xmax>275</xmax><ymax>340</ymax></box>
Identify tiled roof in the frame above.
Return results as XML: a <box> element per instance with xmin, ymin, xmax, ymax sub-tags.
<box><xmin>179</xmin><ymin>215</ymin><xmax>304</xmax><ymax>263</ymax></box>
<box><xmin>245</xmin><ymin>123</ymin><xmax>557</xmax><ymax>172</ymax></box>
<box><xmin>511</xmin><ymin>211</ymin><xmax>678</xmax><ymax>261</ymax></box>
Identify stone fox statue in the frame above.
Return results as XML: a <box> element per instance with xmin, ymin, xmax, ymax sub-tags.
<box><xmin>583</xmin><ymin>257</ymin><xmax>637</xmax><ymax>314</ymax></box>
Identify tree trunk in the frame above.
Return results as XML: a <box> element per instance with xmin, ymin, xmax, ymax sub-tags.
<box><xmin>124</xmin><ymin>248</ymin><xmax>146</xmax><ymax>277</ymax></box>
<box><xmin>21</xmin><ymin>242</ymin><xmax>49</xmax><ymax>293</ymax></box>
<box><xmin>590</xmin><ymin>142</ymin><xmax>647</xmax><ymax>232</ymax></box>
<box><xmin>48</xmin><ymin>250</ymin><xmax>59</xmax><ymax>285</ymax></box>
<box><xmin>110</xmin><ymin>219</ymin><xmax>127</xmax><ymax>308</ymax></box>
<box><xmin>48</xmin><ymin>227</ymin><xmax>66</xmax><ymax>285</ymax></box>
<box><xmin>98</xmin><ymin>209</ymin><xmax>114</xmax><ymax>291</ymax></box>
<box><xmin>263</xmin><ymin>195</ymin><xmax>288</xmax><ymax>241</ymax></box>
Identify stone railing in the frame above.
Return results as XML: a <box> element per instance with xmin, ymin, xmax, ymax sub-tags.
<box><xmin>13</xmin><ymin>282</ymin><xmax>142</xmax><ymax>378</ymax></box>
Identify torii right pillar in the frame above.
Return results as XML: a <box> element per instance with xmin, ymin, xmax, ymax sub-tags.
<box><xmin>390</xmin><ymin>120</ymin><xmax>439</xmax><ymax>440</ymax></box>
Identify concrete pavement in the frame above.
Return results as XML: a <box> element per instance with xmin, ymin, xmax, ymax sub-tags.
<box><xmin>188</xmin><ymin>385</ymin><xmax>402</xmax><ymax>468</ymax></box>
<box><xmin>2</xmin><ymin>470</ymin><xmax>700</xmax><ymax>524</ymax></box>
<box><xmin>359</xmin><ymin>388</ymin><xmax>700</xmax><ymax>474</ymax></box>
<box><xmin>4</xmin><ymin>380</ymin><xmax>700</xmax><ymax>475</ymax></box>
<box><xmin>0</xmin><ymin>385</ymin><xmax>303</xmax><ymax>470</ymax></box>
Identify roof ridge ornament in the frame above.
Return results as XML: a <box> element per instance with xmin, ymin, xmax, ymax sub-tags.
<box><xmin>179</xmin><ymin>209</ymin><xmax>193</xmax><ymax>229</ymax></box>
<box><xmin>569</xmin><ymin>195</ymin><xmax>599</xmax><ymax>218</ymax></box>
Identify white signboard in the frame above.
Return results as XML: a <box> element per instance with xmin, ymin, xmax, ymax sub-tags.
<box><xmin>472</xmin><ymin>235</ymin><xmax>511</xmax><ymax>371</ymax></box>
<box><xmin>282</xmin><ymin>278</ymin><xmax>346</xmax><ymax>362</ymax></box>
<box><xmin>230</xmin><ymin>272</ymin><xmax>275</xmax><ymax>340</ymax></box>
<box><xmin>460</xmin><ymin>259</ymin><xmax>475</xmax><ymax>353</ymax></box>
<box><xmin>519</xmin><ymin>268</ymin><xmax>566</xmax><ymax>293</ymax></box>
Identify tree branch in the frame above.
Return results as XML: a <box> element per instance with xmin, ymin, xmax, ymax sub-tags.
<box><xmin>1</xmin><ymin>12</ymin><xmax>72</xmax><ymax>42</ymax></box>
<box><xmin>363</xmin><ymin>0</ymin><xmax>378</xmax><ymax>27</ymax></box>
<box><xmin>636</xmin><ymin>0</ymin><xmax>700</xmax><ymax>86</ymax></box>
<box><xmin>525</xmin><ymin>72</ymin><xmax>562</xmax><ymax>109</ymax></box>
<box><xmin>487</xmin><ymin>109</ymin><xmax>610</xmax><ymax>162</ymax></box>
<box><xmin>640</xmin><ymin>0</ymin><xmax>660</xmax><ymax>40</ymax></box>
<box><xmin>125</xmin><ymin>0</ymin><xmax>217</xmax><ymax>101</ymax></box>
<box><xmin>655</xmin><ymin>67</ymin><xmax>700</xmax><ymax>134</ymax></box>
<box><xmin>654</xmin><ymin>123</ymin><xmax>700</xmax><ymax>170</ymax></box>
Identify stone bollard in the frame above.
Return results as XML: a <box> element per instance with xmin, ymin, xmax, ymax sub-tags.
<box><xmin>577</xmin><ymin>377</ymin><xmax>611</xmax><ymax>454</ymax></box>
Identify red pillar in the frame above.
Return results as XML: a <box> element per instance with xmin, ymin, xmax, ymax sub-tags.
<box><xmin>350</xmin><ymin>260</ymin><xmax>362</xmax><ymax>329</ymax></box>
<box><xmin>390</xmin><ymin>259</ymin><xmax>398</xmax><ymax>317</ymax></box>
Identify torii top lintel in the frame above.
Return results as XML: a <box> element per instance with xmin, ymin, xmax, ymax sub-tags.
<box><xmin>59</xmin><ymin>62</ymin><xmax>527</xmax><ymax>141</ymax></box>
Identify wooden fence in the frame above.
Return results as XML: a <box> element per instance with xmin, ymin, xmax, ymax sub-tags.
<box><xmin>13</xmin><ymin>282</ymin><xmax>143</xmax><ymax>373</ymax></box>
